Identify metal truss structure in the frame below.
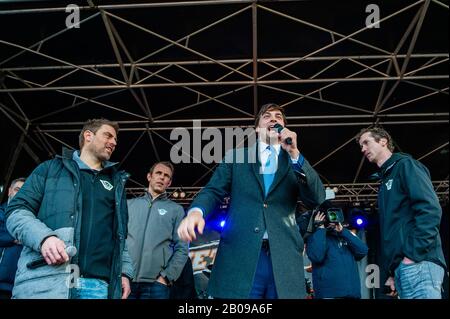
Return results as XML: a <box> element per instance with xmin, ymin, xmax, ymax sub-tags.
<box><xmin>129</xmin><ymin>180</ymin><xmax>450</xmax><ymax>206</ymax></box>
<box><xmin>0</xmin><ymin>0</ymin><xmax>448</xmax><ymax>205</ymax></box>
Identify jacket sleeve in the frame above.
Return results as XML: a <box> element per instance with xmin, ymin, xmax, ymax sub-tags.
<box><xmin>189</xmin><ymin>150</ymin><xmax>233</xmax><ymax>217</ymax></box>
<box><xmin>160</xmin><ymin>205</ymin><xmax>189</xmax><ymax>283</ymax></box>
<box><xmin>399</xmin><ymin>159</ymin><xmax>443</xmax><ymax>263</ymax></box>
<box><xmin>121</xmin><ymin>183</ymin><xmax>135</xmax><ymax>280</ymax></box>
<box><xmin>5</xmin><ymin>162</ymin><xmax>57</xmax><ymax>252</ymax></box>
<box><xmin>121</xmin><ymin>241</ymin><xmax>135</xmax><ymax>280</ymax></box>
<box><xmin>0</xmin><ymin>207</ymin><xmax>16</xmax><ymax>247</ymax></box>
<box><xmin>306</xmin><ymin>228</ymin><xmax>328</xmax><ymax>264</ymax></box>
<box><xmin>293</xmin><ymin>158</ymin><xmax>326</xmax><ymax>209</ymax></box>
<box><xmin>340</xmin><ymin>229</ymin><xmax>368</xmax><ymax>261</ymax></box>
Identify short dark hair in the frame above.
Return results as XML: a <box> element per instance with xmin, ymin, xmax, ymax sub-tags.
<box><xmin>356</xmin><ymin>127</ymin><xmax>395</xmax><ymax>152</ymax></box>
<box><xmin>79</xmin><ymin>118</ymin><xmax>119</xmax><ymax>149</ymax></box>
<box><xmin>149</xmin><ymin>161</ymin><xmax>175</xmax><ymax>178</ymax></box>
<box><xmin>254</xmin><ymin>103</ymin><xmax>288</xmax><ymax>128</ymax></box>
<box><xmin>10</xmin><ymin>177</ymin><xmax>26</xmax><ymax>188</ymax></box>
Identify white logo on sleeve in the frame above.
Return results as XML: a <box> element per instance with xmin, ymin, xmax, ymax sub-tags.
<box><xmin>385</xmin><ymin>179</ymin><xmax>393</xmax><ymax>191</ymax></box>
<box><xmin>158</xmin><ymin>209</ymin><xmax>168</xmax><ymax>216</ymax></box>
<box><xmin>100</xmin><ymin>180</ymin><xmax>114</xmax><ymax>191</ymax></box>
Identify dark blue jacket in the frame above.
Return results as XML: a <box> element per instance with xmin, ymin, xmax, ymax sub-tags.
<box><xmin>0</xmin><ymin>202</ymin><xmax>23</xmax><ymax>292</ymax></box>
<box><xmin>6</xmin><ymin>149</ymin><xmax>134</xmax><ymax>299</ymax></box>
<box><xmin>306</xmin><ymin>228</ymin><xmax>368</xmax><ymax>299</ymax></box>
<box><xmin>373</xmin><ymin>152</ymin><xmax>446</xmax><ymax>278</ymax></box>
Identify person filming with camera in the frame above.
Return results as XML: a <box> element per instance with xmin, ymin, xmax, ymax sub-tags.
<box><xmin>305</xmin><ymin>202</ymin><xmax>368</xmax><ymax>299</ymax></box>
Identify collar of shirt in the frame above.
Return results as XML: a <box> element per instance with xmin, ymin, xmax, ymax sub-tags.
<box><xmin>147</xmin><ymin>191</ymin><xmax>169</xmax><ymax>202</ymax></box>
<box><xmin>258</xmin><ymin>141</ymin><xmax>280</xmax><ymax>168</ymax></box>
<box><xmin>73</xmin><ymin>150</ymin><xmax>98</xmax><ymax>171</ymax></box>
<box><xmin>72</xmin><ymin>150</ymin><xmax>118</xmax><ymax>171</ymax></box>
<box><xmin>259</xmin><ymin>141</ymin><xmax>281</xmax><ymax>156</ymax></box>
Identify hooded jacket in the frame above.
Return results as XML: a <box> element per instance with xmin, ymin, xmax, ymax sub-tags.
<box><xmin>373</xmin><ymin>152</ymin><xmax>446</xmax><ymax>277</ymax></box>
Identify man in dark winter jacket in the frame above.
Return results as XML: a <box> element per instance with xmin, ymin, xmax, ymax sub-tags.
<box><xmin>304</xmin><ymin>207</ymin><xmax>368</xmax><ymax>299</ymax></box>
<box><xmin>357</xmin><ymin>127</ymin><xmax>446</xmax><ymax>299</ymax></box>
<box><xmin>0</xmin><ymin>178</ymin><xmax>25</xmax><ymax>299</ymax></box>
<box><xmin>6</xmin><ymin>119</ymin><xmax>134</xmax><ymax>299</ymax></box>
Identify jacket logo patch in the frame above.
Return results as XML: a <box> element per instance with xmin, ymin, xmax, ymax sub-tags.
<box><xmin>100</xmin><ymin>180</ymin><xmax>114</xmax><ymax>191</ymax></box>
<box><xmin>158</xmin><ymin>208</ymin><xmax>168</xmax><ymax>216</ymax></box>
<box><xmin>385</xmin><ymin>179</ymin><xmax>393</xmax><ymax>191</ymax></box>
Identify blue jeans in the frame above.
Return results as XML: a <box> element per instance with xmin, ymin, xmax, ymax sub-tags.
<box><xmin>72</xmin><ymin>278</ymin><xmax>109</xmax><ymax>299</ymax></box>
<box><xmin>394</xmin><ymin>260</ymin><xmax>444</xmax><ymax>299</ymax></box>
<box><xmin>248</xmin><ymin>244</ymin><xmax>278</xmax><ymax>299</ymax></box>
<box><xmin>128</xmin><ymin>282</ymin><xmax>170</xmax><ymax>299</ymax></box>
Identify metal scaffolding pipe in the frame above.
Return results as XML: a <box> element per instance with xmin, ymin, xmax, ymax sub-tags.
<box><xmin>2</xmin><ymin>53</ymin><xmax>447</xmax><ymax>72</ymax></box>
<box><xmin>0</xmin><ymin>0</ymin><xmax>257</xmax><ymax>15</ymax></box>
<box><xmin>1</xmin><ymin>75</ymin><xmax>448</xmax><ymax>93</ymax></box>
<box><xmin>35</xmin><ymin>119</ymin><xmax>449</xmax><ymax>132</ymax></box>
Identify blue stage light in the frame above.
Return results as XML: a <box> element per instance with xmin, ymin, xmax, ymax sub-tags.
<box><xmin>349</xmin><ymin>208</ymin><xmax>368</xmax><ymax>229</ymax></box>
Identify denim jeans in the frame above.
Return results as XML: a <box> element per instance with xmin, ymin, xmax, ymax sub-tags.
<box><xmin>128</xmin><ymin>282</ymin><xmax>170</xmax><ymax>299</ymax></box>
<box><xmin>394</xmin><ymin>260</ymin><xmax>444</xmax><ymax>299</ymax></box>
<box><xmin>72</xmin><ymin>278</ymin><xmax>109</xmax><ymax>299</ymax></box>
<box><xmin>248</xmin><ymin>244</ymin><xmax>278</xmax><ymax>299</ymax></box>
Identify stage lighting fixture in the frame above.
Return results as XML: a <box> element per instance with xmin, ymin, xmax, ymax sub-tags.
<box><xmin>349</xmin><ymin>207</ymin><xmax>368</xmax><ymax>229</ymax></box>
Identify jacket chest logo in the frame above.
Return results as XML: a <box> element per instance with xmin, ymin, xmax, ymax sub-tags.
<box><xmin>158</xmin><ymin>208</ymin><xmax>168</xmax><ymax>216</ymax></box>
<box><xmin>385</xmin><ymin>179</ymin><xmax>393</xmax><ymax>191</ymax></box>
<box><xmin>100</xmin><ymin>179</ymin><xmax>114</xmax><ymax>191</ymax></box>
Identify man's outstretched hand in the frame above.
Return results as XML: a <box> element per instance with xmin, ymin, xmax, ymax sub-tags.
<box><xmin>177</xmin><ymin>210</ymin><xmax>205</xmax><ymax>242</ymax></box>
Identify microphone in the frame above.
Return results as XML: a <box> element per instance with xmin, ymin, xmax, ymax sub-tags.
<box><xmin>27</xmin><ymin>246</ymin><xmax>77</xmax><ymax>269</ymax></box>
<box><xmin>273</xmin><ymin>123</ymin><xmax>292</xmax><ymax>145</ymax></box>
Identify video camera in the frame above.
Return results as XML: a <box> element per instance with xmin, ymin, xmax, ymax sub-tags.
<box><xmin>298</xmin><ymin>200</ymin><xmax>345</xmax><ymax>239</ymax></box>
<box><xmin>323</xmin><ymin>207</ymin><xmax>345</xmax><ymax>224</ymax></box>
<box><xmin>312</xmin><ymin>201</ymin><xmax>345</xmax><ymax>228</ymax></box>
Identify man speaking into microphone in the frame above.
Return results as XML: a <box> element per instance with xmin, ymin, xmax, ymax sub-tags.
<box><xmin>6</xmin><ymin>119</ymin><xmax>134</xmax><ymax>299</ymax></box>
<box><xmin>178</xmin><ymin>103</ymin><xmax>325</xmax><ymax>299</ymax></box>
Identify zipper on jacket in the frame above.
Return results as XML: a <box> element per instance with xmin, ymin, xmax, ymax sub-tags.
<box><xmin>0</xmin><ymin>248</ymin><xmax>5</xmax><ymax>264</ymax></box>
<box><xmin>109</xmin><ymin>173</ymin><xmax>128</xmax><ymax>297</ymax></box>
<box><xmin>136</xmin><ymin>195</ymin><xmax>153</xmax><ymax>278</ymax></box>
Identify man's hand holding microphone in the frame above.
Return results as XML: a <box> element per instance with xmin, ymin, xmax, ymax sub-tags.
<box><xmin>27</xmin><ymin>236</ymin><xmax>76</xmax><ymax>269</ymax></box>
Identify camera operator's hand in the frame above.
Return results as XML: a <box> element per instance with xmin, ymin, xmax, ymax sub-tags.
<box><xmin>314</xmin><ymin>212</ymin><xmax>326</xmax><ymax>229</ymax></box>
<box><xmin>326</xmin><ymin>222</ymin><xmax>343</xmax><ymax>232</ymax></box>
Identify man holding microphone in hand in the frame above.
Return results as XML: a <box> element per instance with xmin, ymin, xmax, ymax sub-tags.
<box><xmin>6</xmin><ymin>119</ymin><xmax>134</xmax><ymax>299</ymax></box>
<box><xmin>178</xmin><ymin>103</ymin><xmax>325</xmax><ymax>299</ymax></box>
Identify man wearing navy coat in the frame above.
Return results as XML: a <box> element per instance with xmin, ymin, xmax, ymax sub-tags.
<box><xmin>178</xmin><ymin>103</ymin><xmax>325</xmax><ymax>299</ymax></box>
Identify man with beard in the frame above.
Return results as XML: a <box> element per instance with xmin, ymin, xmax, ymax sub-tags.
<box><xmin>357</xmin><ymin>127</ymin><xmax>446</xmax><ymax>299</ymax></box>
<box><xmin>6</xmin><ymin>119</ymin><xmax>134</xmax><ymax>299</ymax></box>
